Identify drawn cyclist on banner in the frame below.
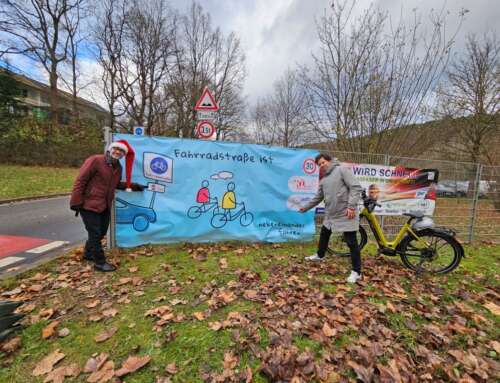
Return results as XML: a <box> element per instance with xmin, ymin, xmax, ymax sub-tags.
<box><xmin>211</xmin><ymin>182</ymin><xmax>253</xmax><ymax>229</ymax></box>
<box><xmin>187</xmin><ymin>180</ymin><xmax>220</xmax><ymax>218</ymax></box>
<box><xmin>186</xmin><ymin>172</ymin><xmax>253</xmax><ymax>228</ymax></box>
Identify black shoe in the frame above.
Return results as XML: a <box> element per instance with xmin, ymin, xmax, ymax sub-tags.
<box><xmin>94</xmin><ymin>262</ymin><xmax>116</xmax><ymax>272</ymax></box>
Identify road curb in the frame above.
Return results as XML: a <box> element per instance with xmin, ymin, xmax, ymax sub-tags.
<box><xmin>0</xmin><ymin>193</ymin><xmax>70</xmax><ymax>205</ymax></box>
<box><xmin>0</xmin><ymin>241</ymin><xmax>84</xmax><ymax>280</ymax></box>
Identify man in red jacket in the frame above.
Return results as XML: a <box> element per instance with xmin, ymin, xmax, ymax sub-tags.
<box><xmin>70</xmin><ymin>140</ymin><xmax>144</xmax><ymax>272</ymax></box>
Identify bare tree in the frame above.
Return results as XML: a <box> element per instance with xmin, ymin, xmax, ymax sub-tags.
<box><xmin>0</xmin><ymin>0</ymin><xmax>84</xmax><ymax>124</ymax></box>
<box><xmin>59</xmin><ymin>0</ymin><xmax>91</xmax><ymax>121</ymax></box>
<box><xmin>162</xmin><ymin>1</ymin><xmax>246</xmax><ymax>139</ymax></box>
<box><xmin>436</xmin><ymin>33</ymin><xmax>499</xmax><ymax>165</ymax></box>
<box><xmin>93</xmin><ymin>0</ymin><xmax>128</xmax><ymax>130</ymax></box>
<box><xmin>118</xmin><ymin>0</ymin><xmax>175</xmax><ymax>133</ymax></box>
<box><xmin>301</xmin><ymin>0</ymin><xmax>465</xmax><ymax>155</ymax></box>
<box><xmin>251</xmin><ymin>99</ymin><xmax>273</xmax><ymax>145</ymax></box>
<box><xmin>252</xmin><ymin>69</ymin><xmax>311</xmax><ymax>147</ymax></box>
<box><xmin>93</xmin><ymin>0</ymin><xmax>176</xmax><ymax>133</ymax></box>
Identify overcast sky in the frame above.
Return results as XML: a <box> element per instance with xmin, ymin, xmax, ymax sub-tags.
<box><xmin>167</xmin><ymin>0</ymin><xmax>499</xmax><ymax>104</ymax></box>
<box><xmin>4</xmin><ymin>0</ymin><xmax>499</xmax><ymax>108</ymax></box>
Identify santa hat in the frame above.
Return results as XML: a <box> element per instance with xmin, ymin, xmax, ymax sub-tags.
<box><xmin>108</xmin><ymin>140</ymin><xmax>135</xmax><ymax>192</ymax></box>
<box><xmin>108</xmin><ymin>141</ymin><xmax>129</xmax><ymax>154</ymax></box>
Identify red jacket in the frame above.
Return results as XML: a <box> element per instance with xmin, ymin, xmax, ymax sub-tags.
<box><xmin>70</xmin><ymin>154</ymin><xmax>125</xmax><ymax>213</ymax></box>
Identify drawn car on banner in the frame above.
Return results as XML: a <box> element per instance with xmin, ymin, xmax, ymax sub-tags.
<box><xmin>115</xmin><ymin>198</ymin><xmax>157</xmax><ymax>232</ymax></box>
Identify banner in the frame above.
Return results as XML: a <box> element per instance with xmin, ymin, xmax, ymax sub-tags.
<box><xmin>113</xmin><ymin>134</ymin><xmax>319</xmax><ymax>247</ymax></box>
<box><xmin>316</xmin><ymin>163</ymin><xmax>438</xmax><ymax>216</ymax></box>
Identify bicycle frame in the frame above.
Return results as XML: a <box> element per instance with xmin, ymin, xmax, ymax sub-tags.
<box><xmin>224</xmin><ymin>203</ymin><xmax>245</xmax><ymax>221</ymax></box>
<box><xmin>360</xmin><ymin>207</ymin><xmax>431</xmax><ymax>251</ymax></box>
<box><xmin>200</xmin><ymin>200</ymin><xmax>218</xmax><ymax>213</ymax></box>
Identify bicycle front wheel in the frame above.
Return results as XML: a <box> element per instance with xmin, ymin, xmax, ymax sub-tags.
<box><xmin>187</xmin><ymin>206</ymin><xmax>202</xmax><ymax>218</ymax></box>
<box><xmin>398</xmin><ymin>229</ymin><xmax>463</xmax><ymax>274</ymax></box>
<box><xmin>327</xmin><ymin>225</ymin><xmax>368</xmax><ymax>257</ymax></box>
<box><xmin>240</xmin><ymin>212</ymin><xmax>254</xmax><ymax>227</ymax></box>
<box><xmin>211</xmin><ymin>213</ymin><xmax>228</xmax><ymax>229</ymax></box>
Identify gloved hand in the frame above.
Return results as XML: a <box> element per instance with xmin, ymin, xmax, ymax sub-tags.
<box><xmin>70</xmin><ymin>204</ymin><xmax>83</xmax><ymax>216</ymax></box>
<box><xmin>130</xmin><ymin>183</ymin><xmax>146</xmax><ymax>192</ymax></box>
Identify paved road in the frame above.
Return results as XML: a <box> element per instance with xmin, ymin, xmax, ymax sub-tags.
<box><xmin>0</xmin><ymin>196</ymin><xmax>85</xmax><ymax>278</ymax></box>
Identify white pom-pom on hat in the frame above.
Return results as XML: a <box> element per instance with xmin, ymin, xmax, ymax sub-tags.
<box><xmin>108</xmin><ymin>141</ymin><xmax>128</xmax><ymax>154</ymax></box>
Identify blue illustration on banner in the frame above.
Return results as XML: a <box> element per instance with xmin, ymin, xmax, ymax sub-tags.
<box><xmin>115</xmin><ymin>152</ymin><xmax>174</xmax><ymax>232</ymax></box>
<box><xmin>112</xmin><ymin>134</ymin><xmax>319</xmax><ymax>247</ymax></box>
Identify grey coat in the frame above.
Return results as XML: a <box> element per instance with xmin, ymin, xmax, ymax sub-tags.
<box><xmin>303</xmin><ymin>159</ymin><xmax>363</xmax><ymax>232</ymax></box>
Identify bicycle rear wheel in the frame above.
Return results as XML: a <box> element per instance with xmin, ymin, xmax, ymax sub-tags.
<box><xmin>398</xmin><ymin>229</ymin><xmax>463</xmax><ymax>274</ymax></box>
<box><xmin>327</xmin><ymin>225</ymin><xmax>368</xmax><ymax>257</ymax></box>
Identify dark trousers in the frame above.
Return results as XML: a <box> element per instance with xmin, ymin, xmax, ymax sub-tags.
<box><xmin>80</xmin><ymin>209</ymin><xmax>110</xmax><ymax>265</ymax></box>
<box><xmin>317</xmin><ymin>225</ymin><xmax>361</xmax><ymax>274</ymax></box>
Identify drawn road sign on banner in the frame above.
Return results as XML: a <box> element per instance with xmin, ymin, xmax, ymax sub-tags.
<box><xmin>194</xmin><ymin>87</ymin><xmax>219</xmax><ymax>111</ymax></box>
<box><xmin>303</xmin><ymin>158</ymin><xmax>317</xmax><ymax>174</ymax></box>
<box><xmin>113</xmin><ymin>134</ymin><xmax>319</xmax><ymax>247</ymax></box>
<box><xmin>143</xmin><ymin>152</ymin><xmax>173</xmax><ymax>183</ymax></box>
<box><xmin>196</xmin><ymin>120</ymin><xmax>216</xmax><ymax>139</ymax></box>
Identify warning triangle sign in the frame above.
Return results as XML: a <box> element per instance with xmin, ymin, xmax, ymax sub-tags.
<box><xmin>194</xmin><ymin>87</ymin><xmax>219</xmax><ymax>111</ymax></box>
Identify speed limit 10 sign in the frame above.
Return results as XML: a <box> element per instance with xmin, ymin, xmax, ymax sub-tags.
<box><xmin>196</xmin><ymin>120</ymin><xmax>216</xmax><ymax>140</ymax></box>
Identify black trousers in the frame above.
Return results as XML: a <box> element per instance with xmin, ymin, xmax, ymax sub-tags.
<box><xmin>317</xmin><ymin>225</ymin><xmax>361</xmax><ymax>274</ymax></box>
<box><xmin>80</xmin><ymin>209</ymin><xmax>110</xmax><ymax>265</ymax></box>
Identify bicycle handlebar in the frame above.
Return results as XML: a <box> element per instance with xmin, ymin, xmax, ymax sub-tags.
<box><xmin>361</xmin><ymin>190</ymin><xmax>381</xmax><ymax>213</ymax></box>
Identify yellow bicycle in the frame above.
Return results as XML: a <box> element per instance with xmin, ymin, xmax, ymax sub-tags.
<box><xmin>328</xmin><ymin>190</ymin><xmax>464</xmax><ymax>274</ymax></box>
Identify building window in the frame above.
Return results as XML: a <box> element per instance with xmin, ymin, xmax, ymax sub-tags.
<box><xmin>21</xmin><ymin>89</ymin><xmax>28</xmax><ymax>98</ymax></box>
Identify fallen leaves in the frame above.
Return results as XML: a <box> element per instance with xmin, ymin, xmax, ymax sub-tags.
<box><xmin>165</xmin><ymin>362</ymin><xmax>177</xmax><ymax>374</ymax></box>
<box><xmin>102</xmin><ymin>308</ymin><xmax>118</xmax><ymax>318</ymax></box>
<box><xmin>33</xmin><ymin>349</ymin><xmax>65</xmax><ymax>376</ymax></box>
<box><xmin>115</xmin><ymin>355</ymin><xmax>151</xmax><ymax>377</ymax></box>
<box><xmin>193</xmin><ymin>311</ymin><xmax>205</xmax><ymax>321</ymax></box>
<box><xmin>1</xmin><ymin>336</ymin><xmax>21</xmax><ymax>353</ymax></box>
<box><xmin>43</xmin><ymin>363</ymin><xmax>80</xmax><ymax>383</ymax></box>
<box><xmin>1</xmin><ymin>241</ymin><xmax>499</xmax><ymax>383</ymax></box>
<box><xmin>87</xmin><ymin>360</ymin><xmax>115</xmax><ymax>383</ymax></box>
<box><xmin>219</xmin><ymin>258</ymin><xmax>228</xmax><ymax>269</ymax></box>
<box><xmin>85</xmin><ymin>299</ymin><xmax>101</xmax><ymax>309</ymax></box>
<box><xmin>208</xmin><ymin>321</ymin><xmax>223</xmax><ymax>331</ymax></box>
<box><xmin>243</xmin><ymin>289</ymin><xmax>258</xmax><ymax>300</ymax></box>
<box><xmin>94</xmin><ymin>327</ymin><xmax>118</xmax><ymax>343</ymax></box>
<box><xmin>322</xmin><ymin>322</ymin><xmax>337</xmax><ymax>338</ymax></box>
<box><xmin>489</xmin><ymin>340</ymin><xmax>500</xmax><ymax>354</ymax></box>
<box><xmin>483</xmin><ymin>301</ymin><xmax>500</xmax><ymax>316</ymax></box>
<box><xmin>223</xmin><ymin>351</ymin><xmax>238</xmax><ymax>369</ymax></box>
<box><xmin>347</xmin><ymin>360</ymin><xmax>374</xmax><ymax>383</ymax></box>
<box><xmin>42</xmin><ymin>321</ymin><xmax>60</xmax><ymax>339</ymax></box>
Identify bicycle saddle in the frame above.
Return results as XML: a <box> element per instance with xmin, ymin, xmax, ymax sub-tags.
<box><xmin>403</xmin><ymin>211</ymin><xmax>424</xmax><ymax>218</ymax></box>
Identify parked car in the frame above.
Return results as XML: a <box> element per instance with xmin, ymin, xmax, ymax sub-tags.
<box><xmin>436</xmin><ymin>180</ymin><xmax>496</xmax><ymax>198</ymax></box>
<box><xmin>436</xmin><ymin>180</ymin><xmax>468</xmax><ymax>197</ymax></box>
<box><xmin>115</xmin><ymin>198</ymin><xmax>157</xmax><ymax>232</ymax></box>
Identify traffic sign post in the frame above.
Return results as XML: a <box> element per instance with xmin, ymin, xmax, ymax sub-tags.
<box><xmin>194</xmin><ymin>87</ymin><xmax>219</xmax><ymax>111</ymax></box>
<box><xmin>133</xmin><ymin>126</ymin><xmax>145</xmax><ymax>136</ymax></box>
<box><xmin>196</xmin><ymin>120</ymin><xmax>216</xmax><ymax>140</ymax></box>
<box><xmin>194</xmin><ymin>87</ymin><xmax>219</xmax><ymax>141</ymax></box>
<box><xmin>197</xmin><ymin>111</ymin><xmax>215</xmax><ymax>120</ymax></box>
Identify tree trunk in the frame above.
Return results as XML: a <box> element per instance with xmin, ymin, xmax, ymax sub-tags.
<box><xmin>49</xmin><ymin>66</ymin><xmax>59</xmax><ymax>129</ymax></box>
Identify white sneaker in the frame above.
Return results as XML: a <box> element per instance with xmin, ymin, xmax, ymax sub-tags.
<box><xmin>305</xmin><ymin>254</ymin><xmax>324</xmax><ymax>261</ymax></box>
<box><xmin>346</xmin><ymin>271</ymin><xmax>362</xmax><ymax>283</ymax></box>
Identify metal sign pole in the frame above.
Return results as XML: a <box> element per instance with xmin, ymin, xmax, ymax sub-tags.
<box><xmin>103</xmin><ymin>127</ymin><xmax>115</xmax><ymax>250</ymax></box>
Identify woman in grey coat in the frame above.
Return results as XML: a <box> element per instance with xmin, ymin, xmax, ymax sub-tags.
<box><xmin>300</xmin><ymin>153</ymin><xmax>363</xmax><ymax>283</ymax></box>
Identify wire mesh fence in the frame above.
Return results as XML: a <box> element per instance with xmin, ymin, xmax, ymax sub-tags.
<box><xmin>307</xmin><ymin>149</ymin><xmax>500</xmax><ymax>244</ymax></box>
